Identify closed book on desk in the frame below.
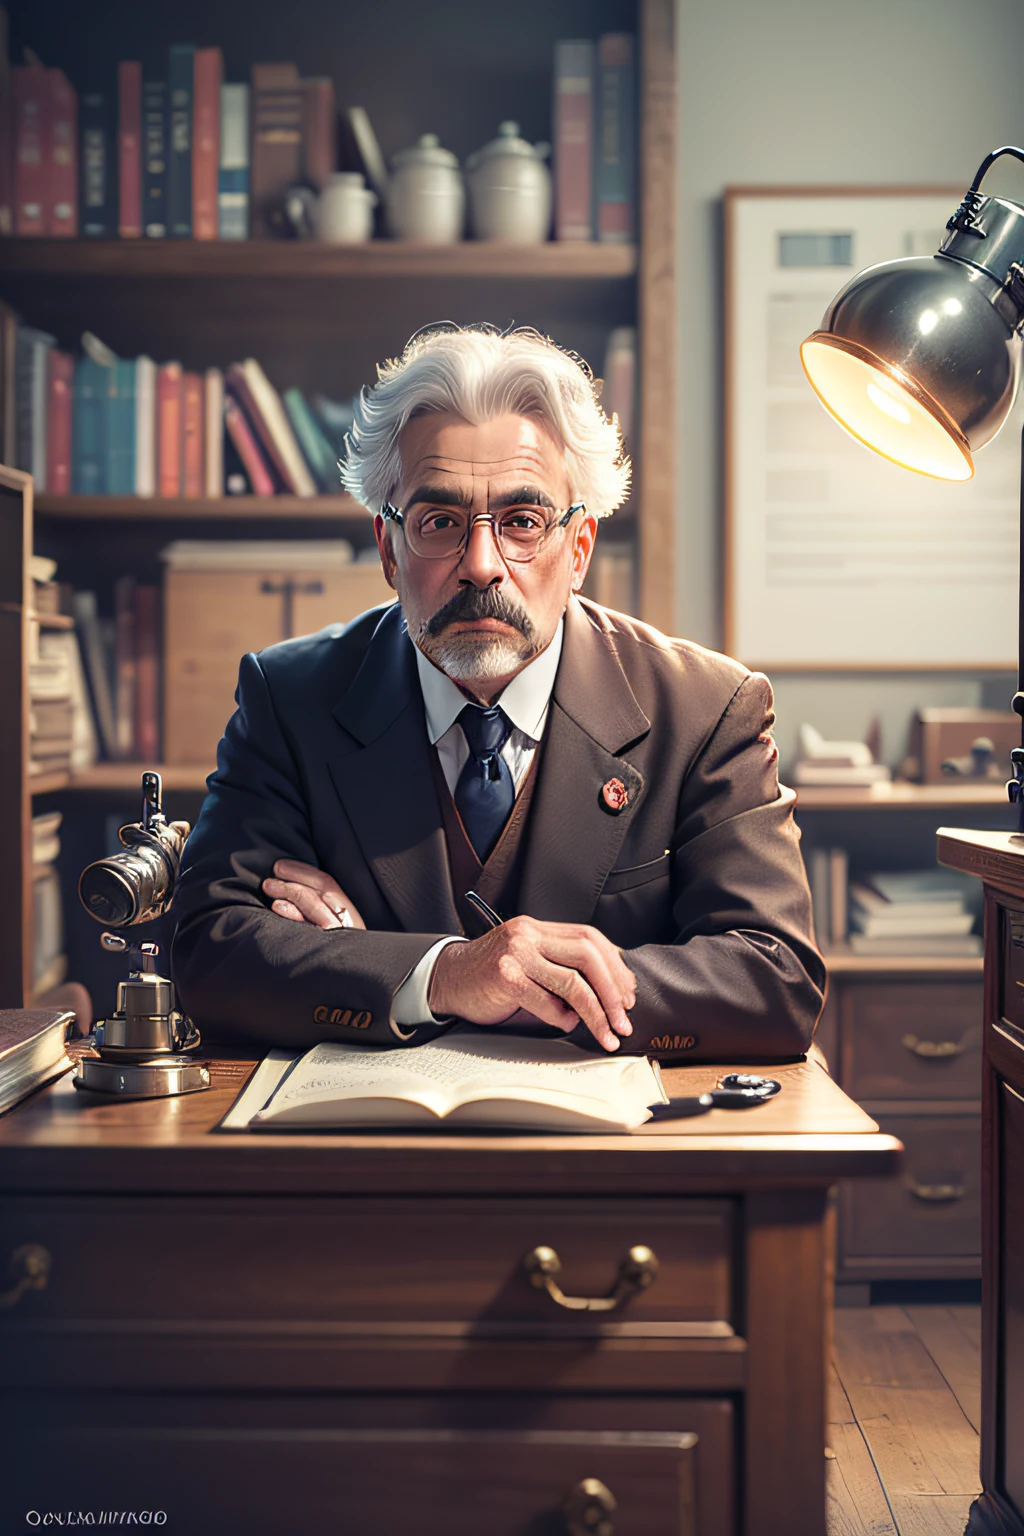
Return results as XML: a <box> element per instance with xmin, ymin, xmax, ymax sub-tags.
<box><xmin>0</xmin><ymin>1010</ymin><xmax>74</xmax><ymax>1117</ymax></box>
<box><xmin>223</xmin><ymin>1033</ymin><xmax>667</xmax><ymax>1133</ymax></box>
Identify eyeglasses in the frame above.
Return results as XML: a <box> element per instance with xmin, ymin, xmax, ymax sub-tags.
<box><xmin>380</xmin><ymin>500</ymin><xmax>585</xmax><ymax>562</ymax></box>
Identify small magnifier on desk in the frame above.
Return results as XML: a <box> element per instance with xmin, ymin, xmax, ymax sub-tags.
<box><xmin>74</xmin><ymin>771</ymin><xmax>209</xmax><ymax>1099</ymax></box>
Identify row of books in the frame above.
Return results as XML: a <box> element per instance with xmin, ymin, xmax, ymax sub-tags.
<box><xmin>1</xmin><ymin>28</ymin><xmax>340</xmax><ymax>241</ymax></box>
<box><xmin>0</xmin><ymin>21</ymin><xmax>636</xmax><ymax>245</ymax></box>
<box><xmin>7</xmin><ymin>327</ymin><xmax>351</xmax><ymax>497</ymax></box>
<box><xmin>554</xmin><ymin>35</ymin><xmax>636</xmax><ymax>244</ymax></box>
<box><xmin>807</xmin><ymin>848</ymin><xmax>982</xmax><ymax>956</ymax></box>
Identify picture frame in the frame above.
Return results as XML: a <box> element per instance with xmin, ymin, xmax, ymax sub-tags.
<box><xmin>723</xmin><ymin>186</ymin><xmax>1021</xmax><ymax>671</ymax></box>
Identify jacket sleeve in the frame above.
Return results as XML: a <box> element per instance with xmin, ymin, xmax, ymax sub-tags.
<box><xmin>585</xmin><ymin>672</ymin><xmax>826</xmax><ymax>1062</ymax></box>
<box><xmin>170</xmin><ymin>651</ymin><xmax>451</xmax><ymax>1051</ymax></box>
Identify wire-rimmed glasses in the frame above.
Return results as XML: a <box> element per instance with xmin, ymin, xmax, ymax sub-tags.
<box><xmin>380</xmin><ymin>500</ymin><xmax>585</xmax><ymax>563</ymax></box>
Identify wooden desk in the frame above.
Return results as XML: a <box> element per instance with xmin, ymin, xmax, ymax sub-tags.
<box><xmin>939</xmin><ymin>829</ymin><xmax>1024</xmax><ymax>1535</ymax></box>
<box><xmin>0</xmin><ymin>1054</ymin><xmax>899</xmax><ymax>1536</ymax></box>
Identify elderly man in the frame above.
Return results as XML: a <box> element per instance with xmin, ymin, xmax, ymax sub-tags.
<box><xmin>171</xmin><ymin>325</ymin><xmax>825</xmax><ymax>1058</ymax></box>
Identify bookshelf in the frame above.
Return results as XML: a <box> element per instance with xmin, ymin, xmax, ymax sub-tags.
<box><xmin>3</xmin><ymin>0</ymin><xmax>677</xmax><ymax>1010</ymax></box>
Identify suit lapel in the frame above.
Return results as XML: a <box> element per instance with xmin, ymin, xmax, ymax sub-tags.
<box><xmin>518</xmin><ymin>598</ymin><xmax>651</xmax><ymax>923</ymax></box>
<box><xmin>328</xmin><ymin>606</ymin><xmax>460</xmax><ymax>934</ymax></box>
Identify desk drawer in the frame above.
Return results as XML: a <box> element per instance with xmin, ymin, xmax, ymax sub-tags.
<box><xmin>840</xmin><ymin>1112</ymin><xmax>980</xmax><ymax>1272</ymax></box>
<box><xmin>3</xmin><ymin>1393</ymin><xmax>736</xmax><ymax>1536</ymax></box>
<box><xmin>0</xmin><ymin>1195</ymin><xmax>733</xmax><ymax>1329</ymax></box>
<box><xmin>841</xmin><ymin>980</ymin><xmax>982</xmax><ymax>1101</ymax></box>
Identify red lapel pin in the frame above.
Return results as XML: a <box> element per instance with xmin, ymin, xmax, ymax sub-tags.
<box><xmin>601</xmin><ymin>777</ymin><xmax>629</xmax><ymax>814</ymax></box>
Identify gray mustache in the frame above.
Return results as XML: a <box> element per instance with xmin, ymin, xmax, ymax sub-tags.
<box><xmin>423</xmin><ymin>585</ymin><xmax>536</xmax><ymax>640</ymax></box>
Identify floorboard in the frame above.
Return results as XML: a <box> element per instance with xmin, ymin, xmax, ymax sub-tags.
<box><xmin>828</xmin><ymin>1305</ymin><xmax>980</xmax><ymax>1536</ymax></box>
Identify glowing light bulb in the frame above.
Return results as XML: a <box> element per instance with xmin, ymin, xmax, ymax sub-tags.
<box><xmin>866</xmin><ymin>380</ymin><xmax>912</xmax><ymax>425</ymax></box>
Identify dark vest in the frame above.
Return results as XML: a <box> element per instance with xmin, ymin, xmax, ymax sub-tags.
<box><xmin>428</xmin><ymin>745</ymin><xmax>541</xmax><ymax>937</ymax></box>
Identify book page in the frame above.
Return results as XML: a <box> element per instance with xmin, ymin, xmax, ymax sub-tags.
<box><xmin>250</xmin><ymin>1032</ymin><xmax>667</xmax><ymax>1129</ymax></box>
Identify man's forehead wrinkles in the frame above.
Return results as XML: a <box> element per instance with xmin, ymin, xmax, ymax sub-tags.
<box><xmin>411</xmin><ymin>452</ymin><xmax>552</xmax><ymax>475</ymax></box>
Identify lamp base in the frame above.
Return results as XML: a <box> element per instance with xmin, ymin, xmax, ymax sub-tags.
<box><xmin>73</xmin><ymin>1052</ymin><xmax>211</xmax><ymax>1098</ymax></box>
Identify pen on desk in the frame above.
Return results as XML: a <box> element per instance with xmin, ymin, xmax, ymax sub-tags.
<box><xmin>465</xmin><ymin>890</ymin><xmax>504</xmax><ymax>930</ymax></box>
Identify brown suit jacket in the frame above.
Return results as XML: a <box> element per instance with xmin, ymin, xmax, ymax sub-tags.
<box><xmin>171</xmin><ymin>596</ymin><xmax>826</xmax><ymax>1058</ymax></box>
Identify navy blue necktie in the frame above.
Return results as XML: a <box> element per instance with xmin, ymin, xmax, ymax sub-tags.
<box><xmin>454</xmin><ymin>704</ymin><xmax>515</xmax><ymax>862</ymax></box>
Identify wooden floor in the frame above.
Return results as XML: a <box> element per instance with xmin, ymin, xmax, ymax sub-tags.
<box><xmin>828</xmin><ymin>1305</ymin><xmax>982</xmax><ymax>1535</ymax></box>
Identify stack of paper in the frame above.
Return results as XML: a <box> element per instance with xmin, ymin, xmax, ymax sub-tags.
<box><xmin>848</xmin><ymin>870</ymin><xmax>981</xmax><ymax>956</ymax></box>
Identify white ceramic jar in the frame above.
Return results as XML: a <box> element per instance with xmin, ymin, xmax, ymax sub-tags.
<box><xmin>387</xmin><ymin>134</ymin><xmax>464</xmax><ymax>243</ymax></box>
<box><xmin>317</xmin><ymin>173</ymin><xmax>377</xmax><ymax>243</ymax></box>
<box><xmin>465</xmin><ymin>121</ymin><xmax>552</xmax><ymax>243</ymax></box>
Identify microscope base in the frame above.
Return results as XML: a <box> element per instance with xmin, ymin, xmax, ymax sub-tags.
<box><xmin>73</xmin><ymin>1053</ymin><xmax>211</xmax><ymax>1098</ymax></box>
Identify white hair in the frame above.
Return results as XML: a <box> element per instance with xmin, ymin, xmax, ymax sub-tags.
<box><xmin>340</xmin><ymin>324</ymin><xmax>631</xmax><ymax>516</ymax></box>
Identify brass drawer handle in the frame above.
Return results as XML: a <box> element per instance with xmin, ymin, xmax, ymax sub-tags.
<box><xmin>901</xmin><ymin>1032</ymin><xmax>974</xmax><ymax>1059</ymax></box>
<box><xmin>564</xmin><ymin>1477</ymin><xmax>616</xmax><ymax>1536</ymax></box>
<box><xmin>0</xmin><ymin>1244</ymin><xmax>51</xmax><ymax>1310</ymax></box>
<box><xmin>524</xmin><ymin>1244</ymin><xmax>659</xmax><ymax>1312</ymax></box>
<box><xmin>907</xmin><ymin>1179</ymin><xmax>966</xmax><ymax>1202</ymax></box>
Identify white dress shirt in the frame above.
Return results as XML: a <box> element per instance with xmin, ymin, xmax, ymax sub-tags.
<box><xmin>390</xmin><ymin>620</ymin><xmax>564</xmax><ymax>1032</ymax></box>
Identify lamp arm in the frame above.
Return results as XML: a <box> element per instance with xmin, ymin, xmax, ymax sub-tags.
<box><xmin>970</xmin><ymin>145</ymin><xmax>1024</xmax><ymax>194</ymax></box>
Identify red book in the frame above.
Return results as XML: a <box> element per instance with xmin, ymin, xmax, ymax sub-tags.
<box><xmin>118</xmin><ymin>61</ymin><xmax>142</xmax><ymax>239</ymax></box>
<box><xmin>156</xmin><ymin>362</ymin><xmax>183</xmax><ymax>497</ymax></box>
<box><xmin>114</xmin><ymin>574</ymin><xmax>137</xmax><ymax>759</ymax></box>
<box><xmin>181</xmin><ymin>371</ymin><xmax>204</xmax><ymax>496</ymax></box>
<box><xmin>301</xmin><ymin>78</ymin><xmax>335</xmax><ymax>189</ymax></box>
<box><xmin>133</xmin><ymin>584</ymin><xmax>160</xmax><ymax>764</ymax></box>
<box><xmin>48</xmin><ymin>69</ymin><xmax>77</xmax><ymax>235</ymax></box>
<box><xmin>45</xmin><ymin>350</ymin><xmax>73</xmax><ymax>494</ymax></box>
<box><xmin>553</xmin><ymin>41</ymin><xmax>595</xmax><ymax>241</ymax></box>
<box><xmin>192</xmin><ymin>47</ymin><xmax>222</xmax><ymax>240</ymax></box>
<box><xmin>12</xmin><ymin>65</ymin><xmax>49</xmax><ymax>235</ymax></box>
<box><xmin>223</xmin><ymin>393</ymin><xmax>275</xmax><ymax>496</ymax></box>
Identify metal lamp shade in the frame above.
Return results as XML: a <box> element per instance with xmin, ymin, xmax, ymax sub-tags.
<box><xmin>800</xmin><ymin>194</ymin><xmax>1024</xmax><ymax>482</ymax></box>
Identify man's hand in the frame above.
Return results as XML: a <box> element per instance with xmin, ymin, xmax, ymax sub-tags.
<box><xmin>261</xmin><ymin>860</ymin><xmax>366</xmax><ymax>930</ymax></box>
<box><xmin>428</xmin><ymin>917</ymin><xmax>635</xmax><ymax>1053</ymax></box>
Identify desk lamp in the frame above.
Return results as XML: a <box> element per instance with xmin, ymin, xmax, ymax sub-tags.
<box><xmin>800</xmin><ymin>146</ymin><xmax>1024</xmax><ymax>824</ymax></box>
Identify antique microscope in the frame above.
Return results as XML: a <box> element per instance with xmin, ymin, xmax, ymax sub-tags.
<box><xmin>75</xmin><ymin>771</ymin><xmax>209</xmax><ymax>1098</ymax></box>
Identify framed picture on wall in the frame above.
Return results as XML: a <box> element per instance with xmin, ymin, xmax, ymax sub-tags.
<box><xmin>724</xmin><ymin>186</ymin><xmax>1021</xmax><ymax>671</ymax></box>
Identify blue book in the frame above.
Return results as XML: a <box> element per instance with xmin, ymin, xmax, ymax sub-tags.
<box><xmin>142</xmin><ymin>81</ymin><xmax>167</xmax><ymax>237</ymax></box>
<box><xmin>596</xmin><ymin>34</ymin><xmax>636</xmax><ymax>244</ymax></box>
<box><xmin>218</xmin><ymin>82</ymin><xmax>249</xmax><ymax>239</ymax></box>
<box><xmin>167</xmin><ymin>44</ymin><xmax>194</xmax><ymax>238</ymax></box>
<box><xmin>71</xmin><ymin>358</ymin><xmax>110</xmax><ymax>496</ymax></box>
<box><xmin>107</xmin><ymin>360</ymin><xmax>136</xmax><ymax>495</ymax></box>
<box><xmin>79</xmin><ymin>92</ymin><xmax>117</xmax><ymax>238</ymax></box>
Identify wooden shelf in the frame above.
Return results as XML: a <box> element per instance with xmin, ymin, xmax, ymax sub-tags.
<box><xmin>29</xmin><ymin>611</ymin><xmax>75</xmax><ymax>628</ymax></box>
<box><xmin>821</xmin><ymin>943</ymin><xmax>984</xmax><ymax>977</ymax></box>
<box><xmin>35</xmin><ymin>494</ymin><xmax>370</xmax><ymax>522</ymax></box>
<box><xmin>794</xmin><ymin>781</ymin><xmax>1012</xmax><ymax>810</ymax></box>
<box><xmin>29</xmin><ymin>770</ymin><xmax>70</xmax><ymax>795</ymax></box>
<box><xmin>0</xmin><ymin>239</ymin><xmax>637</xmax><ymax>281</ymax></box>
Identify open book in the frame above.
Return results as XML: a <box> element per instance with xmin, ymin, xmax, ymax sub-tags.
<box><xmin>222</xmin><ymin>1030</ymin><xmax>669</xmax><ymax>1133</ymax></box>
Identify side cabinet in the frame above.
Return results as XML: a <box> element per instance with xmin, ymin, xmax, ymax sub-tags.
<box><xmin>820</xmin><ymin>972</ymin><xmax>982</xmax><ymax>1296</ymax></box>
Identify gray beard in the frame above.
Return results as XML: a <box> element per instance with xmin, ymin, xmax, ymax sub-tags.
<box><xmin>418</xmin><ymin>627</ymin><xmax>538</xmax><ymax>684</ymax></box>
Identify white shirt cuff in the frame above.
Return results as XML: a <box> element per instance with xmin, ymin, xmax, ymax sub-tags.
<box><xmin>392</xmin><ymin>936</ymin><xmax>467</xmax><ymax>1027</ymax></box>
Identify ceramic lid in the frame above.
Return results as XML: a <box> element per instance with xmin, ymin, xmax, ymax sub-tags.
<box><xmin>392</xmin><ymin>133</ymin><xmax>460</xmax><ymax>169</ymax></box>
<box><xmin>467</xmin><ymin>121</ymin><xmax>550</xmax><ymax>167</ymax></box>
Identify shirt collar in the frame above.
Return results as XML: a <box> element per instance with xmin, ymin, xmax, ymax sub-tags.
<box><xmin>414</xmin><ymin>616</ymin><xmax>564</xmax><ymax>746</ymax></box>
